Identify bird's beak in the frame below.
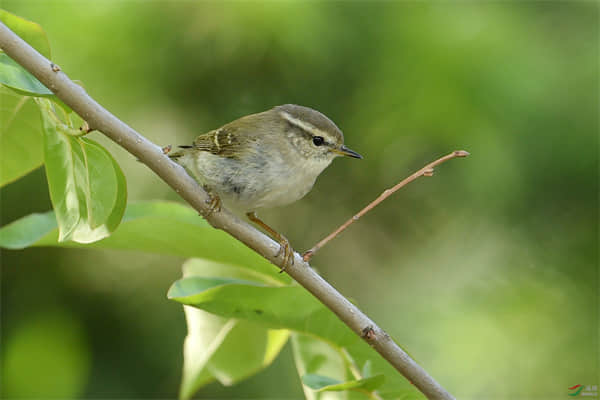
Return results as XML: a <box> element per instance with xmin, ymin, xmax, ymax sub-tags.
<box><xmin>333</xmin><ymin>145</ymin><xmax>363</xmax><ymax>159</ymax></box>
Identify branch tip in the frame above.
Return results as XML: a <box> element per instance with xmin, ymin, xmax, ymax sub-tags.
<box><xmin>304</xmin><ymin>149</ymin><xmax>469</xmax><ymax>261</ymax></box>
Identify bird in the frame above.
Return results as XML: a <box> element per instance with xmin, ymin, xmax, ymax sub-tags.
<box><xmin>167</xmin><ymin>104</ymin><xmax>362</xmax><ymax>268</ymax></box>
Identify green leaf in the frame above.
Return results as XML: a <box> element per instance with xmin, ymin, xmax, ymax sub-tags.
<box><xmin>181</xmin><ymin>312</ymin><xmax>289</xmax><ymax>399</ymax></box>
<box><xmin>78</xmin><ymin>138</ymin><xmax>122</xmax><ymax>229</ymax></box>
<box><xmin>0</xmin><ymin>201</ymin><xmax>287</xmax><ymax>283</ymax></box>
<box><xmin>0</xmin><ymin>9</ymin><xmax>51</xmax><ymax>58</ymax></box>
<box><xmin>0</xmin><ymin>89</ymin><xmax>44</xmax><ymax>187</ymax></box>
<box><xmin>0</xmin><ymin>10</ymin><xmax>52</xmax><ymax>97</ymax></box>
<box><xmin>0</xmin><ymin>53</ymin><xmax>53</xmax><ymax>96</ymax></box>
<box><xmin>303</xmin><ymin>374</ymin><xmax>341</xmax><ymax>390</ymax></box>
<box><xmin>361</xmin><ymin>360</ymin><xmax>373</xmax><ymax>379</ymax></box>
<box><xmin>101</xmin><ymin>140</ymin><xmax>127</xmax><ymax>232</ymax></box>
<box><xmin>0</xmin><ymin>212</ymin><xmax>56</xmax><ymax>249</ymax></box>
<box><xmin>292</xmin><ymin>333</ymin><xmax>348</xmax><ymax>400</ymax></box>
<box><xmin>178</xmin><ymin>259</ymin><xmax>290</xmax><ymax>400</ymax></box>
<box><xmin>168</xmin><ymin>270</ymin><xmax>423</xmax><ymax>399</ymax></box>
<box><xmin>0</xmin><ymin>12</ymin><xmax>70</xmax><ymax>112</ymax></box>
<box><xmin>168</xmin><ymin>275</ymin><xmax>358</xmax><ymax>345</ymax></box>
<box><xmin>38</xmin><ymin>98</ymin><xmax>126</xmax><ymax>243</ymax></box>
<box><xmin>302</xmin><ymin>373</ymin><xmax>385</xmax><ymax>392</ymax></box>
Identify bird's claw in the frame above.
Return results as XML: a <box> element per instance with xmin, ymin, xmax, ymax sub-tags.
<box><xmin>201</xmin><ymin>186</ymin><xmax>221</xmax><ymax>217</ymax></box>
<box><xmin>275</xmin><ymin>236</ymin><xmax>294</xmax><ymax>271</ymax></box>
<box><xmin>207</xmin><ymin>195</ymin><xmax>221</xmax><ymax>214</ymax></box>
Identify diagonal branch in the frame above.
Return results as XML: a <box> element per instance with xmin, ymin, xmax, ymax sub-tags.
<box><xmin>0</xmin><ymin>22</ymin><xmax>455</xmax><ymax>400</ymax></box>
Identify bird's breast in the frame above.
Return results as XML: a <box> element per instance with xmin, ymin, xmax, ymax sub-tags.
<box><xmin>187</xmin><ymin>145</ymin><xmax>332</xmax><ymax>211</ymax></box>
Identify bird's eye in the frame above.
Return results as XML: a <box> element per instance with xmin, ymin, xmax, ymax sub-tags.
<box><xmin>312</xmin><ymin>136</ymin><xmax>325</xmax><ymax>146</ymax></box>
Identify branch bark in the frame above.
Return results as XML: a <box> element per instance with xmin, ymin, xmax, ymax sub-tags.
<box><xmin>0</xmin><ymin>22</ymin><xmax>455</xmax><ymax>400</ymax></box>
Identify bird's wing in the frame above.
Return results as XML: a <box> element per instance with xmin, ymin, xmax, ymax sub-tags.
<box><xmin>192</xmin><ymin>125</ymin><xmax>254</xmax><ymax>159</ymax></box>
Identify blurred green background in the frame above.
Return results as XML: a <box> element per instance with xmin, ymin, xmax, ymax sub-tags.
<box><xmin>1</xmin><ymin>1</ymin><xmax>597</xmax><ymax>399</ymax></box>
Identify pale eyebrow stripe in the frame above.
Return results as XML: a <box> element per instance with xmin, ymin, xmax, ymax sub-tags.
<box><xmin>279</xmin><ymin>111</ymin><xmax>329</xmax><ymax>139</ymax></box>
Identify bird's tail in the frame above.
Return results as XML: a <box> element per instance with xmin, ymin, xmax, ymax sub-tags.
<box><xmin>164</xmin><ymin>145</ymin><xmax>193</xmax><ymax>160</ymax></box>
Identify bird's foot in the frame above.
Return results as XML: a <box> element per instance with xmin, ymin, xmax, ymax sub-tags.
<box><xmin>201</xmin><ymin>186</ymin><xmax>221</xmax><ymax>217</ymax></box>
<box><xmin>246</xmin><ymin>211</ymin><xmax>295</xmax><ymax>271</ymax></box>
<box><xmin>274</xmin><ymin>235</ymin><xmax>294</xmax><ymax>271</ymax></box>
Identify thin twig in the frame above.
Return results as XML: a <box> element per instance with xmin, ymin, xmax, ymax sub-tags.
<box><xmin>303</xmin><ymin>150</ymin><xmax>470</xmax><ymax>262</ymax></box>
<box><xmin>0</xmin><ymin>22</ymin><xmax>457</xmax><ymax>400</ymax></box>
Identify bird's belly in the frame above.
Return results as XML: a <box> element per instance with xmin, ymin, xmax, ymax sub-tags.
<box><xmin>250</xmin><ymin>175</ymin><xmax>314</xmax><ymax>209</ymax></box>
<box><xmin>191</xmin><ymin>150</ymin><xmax>327</xmax><ymax>212</ymax></box>
<box><xmin>224</xmin><ymin>165</ymin><xmax>315</xmax><ymax>211</ymax></box>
